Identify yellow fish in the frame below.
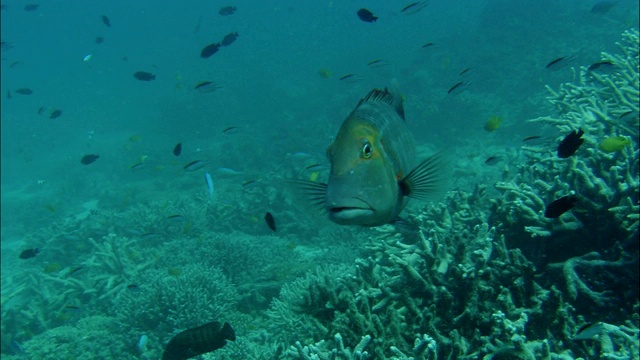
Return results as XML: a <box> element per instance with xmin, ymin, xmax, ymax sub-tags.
<box><xmin>295</xmin><ymin>82</ymin><xmax>446</xmax><ymax>226</ymax></box>
<box><xmin>318</xmin><ymin>68</ymin><xmax>332</xmax><ymax>79</ymax></box>
<box><xmin>309</xmin><ymin>171</ymin><xmax>320</xmax><ymax>182</ymax></box>
<box><xmin>484</xmin><ymin>116</ymin><xmax>503</xmax><ymax>132</ymax></box>
<box><xmin>599</xmin><ymin>136</ymin><xmax>631</xmax><ymax>152</ymax></box>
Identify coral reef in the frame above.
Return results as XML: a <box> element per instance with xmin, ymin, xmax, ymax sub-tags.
<box><xmin>490</xmin><ymin>28</ymin><xmax>638</xmax><ymax>261</ymax></box>
<box><xmin>268</xmin><ymin>29</ymin><xmax>639</xmax><ymax>360</ymax></box>
<box><xmin>2</xmin><ymin>316</ymin><xmax>131</xmax><ymax>360</ymax></box>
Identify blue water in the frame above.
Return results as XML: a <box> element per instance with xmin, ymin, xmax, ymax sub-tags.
<box><xmin>1</xmin><ymin>0</ymin><xmax>638</xmax><ymax>359</ymax></box>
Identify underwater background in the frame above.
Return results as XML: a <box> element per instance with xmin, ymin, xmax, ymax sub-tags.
<box><xmin>1</xmin><ymin>0</ymin><xmax>638</xmax><ymax>359</ymax></box>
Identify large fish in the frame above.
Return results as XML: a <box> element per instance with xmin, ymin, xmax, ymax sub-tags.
<box><xmin>162</xmin><ymin>321</ymin><xmax>235</xmax><ymax>360</ymax></box>
<box><xmin>296</xmin><ymin>84</ymin><xmax>446</xmax><ymax>226</ymax></box>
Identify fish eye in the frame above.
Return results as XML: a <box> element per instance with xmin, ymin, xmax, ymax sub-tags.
<box><xmin>361</xmin><ymin>141</ymin><xmax>373</xmax><ymax>159</ymax></box>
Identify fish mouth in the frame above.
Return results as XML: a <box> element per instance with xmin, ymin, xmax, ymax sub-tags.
<box><xmin>327</xmin><ymin>198</ymin><xmax>375</xmax><ymax>223</ymax></box>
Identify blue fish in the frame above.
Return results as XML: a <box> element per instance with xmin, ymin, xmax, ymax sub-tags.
<box><xmin>205</xmin><ymin>172</ymin><xmax>214</xmax><ymax>199</ymax></box>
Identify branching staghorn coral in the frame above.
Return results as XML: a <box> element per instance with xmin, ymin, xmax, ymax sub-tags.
<box><xmin>2</xmin><ymin>316</ymin><xmax>131</xmax><ymax>360</ymax></box>
<box><xmin>546</xmin><ymin>249</ymin><xmax>636</xmax><ymax>307</ymax></box>
<box><xmin>115</xmin><ymin>263</ymin><xmax>239</xmax><ymax>335</ymax></box>
<box><xmin>493</xmin><ymin>28</ymin><xmax>639</xmax><ymax>245</ymax></box>
<box><xmin>271</xmin><ymin>189</ymin><xmax>557</xmax><ymax>359</ymax></box>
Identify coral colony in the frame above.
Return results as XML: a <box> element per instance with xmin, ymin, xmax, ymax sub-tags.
<box><xmin>1</xmin><ymin>29</ymin><xmax>638</xmax><ymax>360</ymax></box>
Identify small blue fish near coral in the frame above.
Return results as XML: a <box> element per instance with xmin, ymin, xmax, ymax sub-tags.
<box><xmin>19</xmin><ymin>248</ymin><xmax>40</xmax><ymax>259</ymax></box>
<box><xmin>557</xmin><ymin>128</ymin><xmax>584</xmax><ymax>158</ymax></box>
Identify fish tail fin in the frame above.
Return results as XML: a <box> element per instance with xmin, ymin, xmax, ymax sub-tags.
<box><xmin>221</xmin><ymin>322</ymin><xmax>236</xmax><ymax>341</ymax></box>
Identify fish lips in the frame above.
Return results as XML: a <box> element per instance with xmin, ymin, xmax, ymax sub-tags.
<box><xmin>326</xmin><ymin>197</ymin><xmax>375</xmax><ymax>225</ymax></box>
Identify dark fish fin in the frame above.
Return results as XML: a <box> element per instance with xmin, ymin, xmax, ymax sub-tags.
<box><xmin>387</xmin><ymin>78</ymin><xmax>405</xmax><ymax>120</ymax></box>
<box><xmin>221</xmin><ymin>321</ymin><xmax>236</xmax><ymax>341</ymax></box>
<box><xmin>356</xmin><ymin>80</ymin><xmax>405</xmax><ymax>120</ymax></box>
<box><xmin>399</xmin><ymin>151</ymin><xmax>448</xmax><ymax>200</ymax></box>
<box><xmin>288</xmin><ymin>179</ymin><xmax>328</xmax><ymax>209</ymax></box>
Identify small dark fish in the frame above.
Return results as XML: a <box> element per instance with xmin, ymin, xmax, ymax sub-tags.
<box><xmin>67</xmin><ymin>266</ymin><xmax>84</xmax><ymax>276</ymax></box>
<box><xmin>15</xmin><ymin>88</ymin><xmax>33</xmax><ymax>95</ymax></box>
<box><xmin>484</xmin><ymin>156</ymin><xmax>502</xmax><ymax>166</ymax></box>
<box><xmin>24</xmin><ymin>4</ymin><xmax>39</xmax><ymax>11</ymax></box>
<box><xmin>130</xmin><ymin>162</ymin><xmax>146</xmax><ymax>170</ymax></box>
<box><xmin>305</xmin><ymin>163</ymin><xmax>322</xmax><ymax>170</ymax></box>
<box><xmin>421</xmin><ymin>42</ymin><xmax>435</xmax><ymax>48</ymax></box>
<box><xmin>587</xmin><ymin>60</ymin><xmax>615</xmax><ymax>73</ymax></box>
<box><xmin>242</xmin><ymin>180</ymin><xmax>257</xmax><ymax>187</ymax></box>
<box><xmin>222</xmin><ymin>126</ymin><xmax>238</xmax><ymax>136</ymax></box>
<box><xmin>546</xmin><ymin>56</ymin><xmax>574</xmax><ymax>70</ymax></box>
<box><xmin>200</xmin><ymin>43</ymin><xmax>221</xmax><ymax>58</ymax></box>
<box><xmin>447</xmin><ymin>81</ymin><xmax>469</xmax><ymax>95</ymax></box>
<box><xmin>557</xmin><ymin>128</ymin><xmax>584</xmax><ymax>158</ymax></box>
<box><xmin>339</xmin><ymin>74</ymin><xmax>362</xmax><ymax>83</ymax></box>
<box><xmin>101</xmin><ymin>15</ymin><xmax>111</xmax><ymax>27</ymax></box>
<box><xmin>264</xmin><ymin>212</ymin><xmax>276</xmax><ymax>232</ymax></box>
<box><xmin>194</xmin><ymin>81</ymin><xmax>221</xmax><ymax>93</ymax></box>
<box><xmin>357</xmin><ymin>8</ymin><xmax>378</xmax><ymax>22</ymax></box>
<box><xmin>19</xmin><ymin>248</ymin><xmax>40</xmax><ymax>259</ymax></box>
<box><xmin>1</xmin><ymin>41</ymin><xmax>14</xmax><ymax>51</ymax></box>
<box><xmin>401</xmin><ymin>2</ymin><xmax>428</xmax><ymax>14</ymax></box>
<box><xmin>367</xmin><ymin>59</ymin><xmax>390</xmax><ymax>68</ymax></box>
<box><xmin>221</xmin><ymin>32</ymin><xmax>238</xmax><ymax>47</ymax></box>
<box><xmin>10</xmin><ymin>340</ymin><xmax>24</xmax><ymax>356</ymax></box>
<box><xmin>591</xmin><ymin>1</ymin><xmax>618</xmax><ymax>14</ymax></box>
<box><xmin>65</xmin><ymin>305</ymin><xmax>81</xmax><ymax>310</ymax></box>
<box><xmin>219</xmin><ymin>6</ymin><xmax>236</xmax><ymax>16</ymax></box>
<box><xmin>162</xmin><ymin>321</ymin><xmax>235</xmax><ymax>360</ymax></box>
<box><xmin>80</xmin><ymin>154</ymin><xmax>100</xmax><ymax>165</ymax></box>
<box><xmin>6</xmin><ymin>90</ymin><xmax>11</xmax><ymax>99</ymax></box>
<box><xmin>49</xmin><ymin>109</ymin><xmax>63</xmax><ymax>119</ymax></box>
<box><xmin>95</xmin><ymin>36</ymin><xmax>104</xmax><ymax>44</ymax></box>
<box><xmin>184</xmin><ymin>160</ymin><xmax>208</xmax><ymax>171</ymax></box>
<box><xmin>166</xmin><ymin>215</ymin><xmax>186</xmax><ymax>223</ymax></box>
<box><xmin>126</xmin><ymin>284</ymin><xmax>140</xmax><ymax>291</ymax></box>
<box><xmin>544</xmin><ymin>195</ymin><xmax>578</xmax><ymax>218</ymax></box>
<box><xmin>173</xmin><ymin>142</ymin><xmax>182</xmax><ymax>156</ymax></box>
<box><xmin>618</xmin><ymin>110</ymin><xmax>638</xmax><ymax>123</ymax></box>
<box><xmin>133</xmin><ymin>71</ymin><xmax>156</xmax><ymax>81</ymax></box>
<box><xmin>459</xmin><ymin>68</ymin><xmax>474</xmax><ymax>76</ymax></box>
<box><xmin>522</xmin><ymin>135</ymin><xmax>542</xmax><ymax>142</ymax></box>
<box><xmin>574</xmin><ymin>322</ymin><xmax>606</xmax><ymax>340</ymax></box>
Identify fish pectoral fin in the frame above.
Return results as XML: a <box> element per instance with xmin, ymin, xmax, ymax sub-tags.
<box><xmin>399</xmin><ymin>151</ymin><xmax>448</xmax><ymax>200</ymax></box>
<box><xmin>287</xmin><ymin>179</ymin><xmax>328</xmax><ymax>209</ymax></box>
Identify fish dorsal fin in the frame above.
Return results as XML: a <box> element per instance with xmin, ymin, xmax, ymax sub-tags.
<box><xmin>357</xmin><ymin>87</ymin><xmax>405</xmax><ymax>120</ymax></box>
